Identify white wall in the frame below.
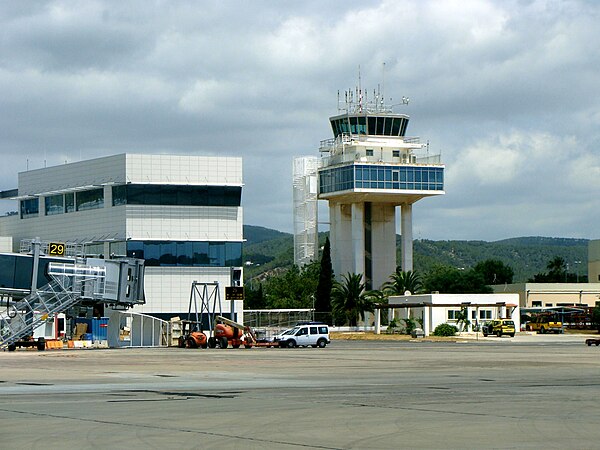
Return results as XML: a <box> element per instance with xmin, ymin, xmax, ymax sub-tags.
<box><xmin>124</xmin><ymin>205</ymin><xmax>242</xmax><ymax>241</ymax></box>
<box><xmin>139</xmin><ymin>266</ymin><xmax>240</xmax><ymax>317</ymax></box>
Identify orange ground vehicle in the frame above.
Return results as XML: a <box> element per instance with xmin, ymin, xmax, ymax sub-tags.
<box><xmin>177</xmin><ymin>320</ymin><xmax>208</xmax><ymax>348</ymax></box>
<box><xmin>209</xmin><ymin>315</ymin><xmax>256</xmax><ymax>348</ymax></box>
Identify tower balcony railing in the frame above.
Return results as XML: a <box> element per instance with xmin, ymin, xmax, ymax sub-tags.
<box><xmin>319</xmin><ymin>133</ymin><xmax>421</xmax><ymax>154</ymax></box>
<box><xmin>320</xmin><ymin>149</ymin><xmax>442</xmax><ymax>167</ymax></box>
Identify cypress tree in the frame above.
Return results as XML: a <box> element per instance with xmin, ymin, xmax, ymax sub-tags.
<box><xmin>315</xmin><ymin>237</ymin><xmax>333</xmax><ymax>319</ymax></box>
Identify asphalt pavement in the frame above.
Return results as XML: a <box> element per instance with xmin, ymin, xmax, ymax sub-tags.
<box><xmin>1</xmin><ymin>335</ymin><xmax>599</xmax><ymax>449</ymax></box>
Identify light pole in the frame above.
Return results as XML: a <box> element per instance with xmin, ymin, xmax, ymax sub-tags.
<box><xmin>574</xmin><ymin>260</ymin><xmax>582</xmax><ymax>282</ymax></box>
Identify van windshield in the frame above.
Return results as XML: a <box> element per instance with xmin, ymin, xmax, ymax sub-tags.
<box><xmin>282</xmin><ymin>327</ymin><xmax>299</xmax><ymax>336</ymax></box>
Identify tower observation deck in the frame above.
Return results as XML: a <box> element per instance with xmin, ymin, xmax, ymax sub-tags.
<box><xmin>317</xmin><ymin>88</ymin><xmax>445</xmax><ymax>290</ymax></box>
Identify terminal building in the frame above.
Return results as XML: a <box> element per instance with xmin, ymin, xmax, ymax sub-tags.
<box><xmin>0</xmin><ymin>153</ymin><xmax>244</xmax><ymax>321</ymax></box>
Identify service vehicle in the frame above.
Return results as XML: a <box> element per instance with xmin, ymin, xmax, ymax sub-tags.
<box><xmin>527</xmin><ymin>315</ymin><xmax>563</xmax><ymax>334</ymax></box>
<box><xmin>210</xmin><ymin>315</ymin><xmax>256</xmax><ymax>349</ymax></box>
<box><xmin>177</xmin><ymin>320</ymin><xmax>208</xmax><ymax>349</ymax></box>
<box><xmin>273</xmin><ymin>322</ymin><xmax>330</xmax><ymax>348</ymax></box>
<box><xmin>481</xmin><ymin>319</ymin><xmax>515</xmax><ymax>337</ymax></box>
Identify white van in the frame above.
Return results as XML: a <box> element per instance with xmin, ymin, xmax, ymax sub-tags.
<box><xmin>273</xmin><ymin>322</ymin><xmax>330</xmax><ymax>348</ymax></box>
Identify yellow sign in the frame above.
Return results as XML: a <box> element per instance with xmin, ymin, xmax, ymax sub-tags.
<box><xmin>48</xmin><ymin>242</ymin><xmax>66</xmax><ymax>256</ymax></box>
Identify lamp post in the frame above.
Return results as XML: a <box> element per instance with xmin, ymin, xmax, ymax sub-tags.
<box><xmin>574</xmin><ymin>260</ymin><xmax>581</xmax><ymax>282</ymax></box>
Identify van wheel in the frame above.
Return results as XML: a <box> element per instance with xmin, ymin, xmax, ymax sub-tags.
<box><xmin>509</xmin><ymin>333</ymin><xmax>515</xmax><ymax>337</ymax></box>
<box><xmin>287</xmin><ymin>339</ymin><xmax>296</xmax><ymax>348</ymax></box>
<box><xmin>317</xmin><ymin>339</ymin><xmax>327</xmax><ymax>348</ymax></box>
<box><xmin>496</xmin><ymin>331</ymin><xmax>502</xmax><ymax>337</ymax></box>
<box><xmin>540</xmin><ymin>327</ymin><xmax>546</xmax><ymax>334</ymax></box>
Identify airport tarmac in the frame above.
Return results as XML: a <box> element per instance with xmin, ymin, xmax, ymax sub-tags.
<box><xmin>1</xmin><ymin>336</ymin><xmax>599</xmax><ymax>449</ymax></box>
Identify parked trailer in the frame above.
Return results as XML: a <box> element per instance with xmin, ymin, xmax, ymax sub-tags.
<box><xmin>6</xmin><ymin>336</ymin><xmax>46</xmax><ymax>352</ymax></box>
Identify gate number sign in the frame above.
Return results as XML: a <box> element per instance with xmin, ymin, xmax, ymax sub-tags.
<box><xmin>48</xmin><ymin>242</ymin><xmax>66</xmax><ymax>256</ymax></box>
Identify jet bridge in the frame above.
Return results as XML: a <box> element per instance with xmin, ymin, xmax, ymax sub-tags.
<box><xmin>0</xmin><ymin>239</ymin><xmax>145</xmax><ymax>350</ymax></box>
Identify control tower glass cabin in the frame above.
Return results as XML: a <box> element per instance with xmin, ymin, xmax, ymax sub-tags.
<box><xmin>317</xmin><ymin>101</ymin><xmax>445</xmax><ymax>290</ymax></box>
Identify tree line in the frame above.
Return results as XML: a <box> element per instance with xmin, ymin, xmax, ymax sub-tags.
<box><xmin>244</xmin><ymin>237</ymin><xmax>593</xmax><ymax>327</ymax></box>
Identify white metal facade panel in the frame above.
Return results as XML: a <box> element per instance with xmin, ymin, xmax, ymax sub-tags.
<box><xmin>124</xmin><ymin>205</ymin><xmax>242</xmax><ymax>241</ymax></box>
<box><xmin>19</xmin><ymin>154</ymin><xmax>127</xmax><ymax>196</ymax></box>
<box><xmin>125</xmin><ymin>154</ymin><xmax>242</xmax><ymax>186</ymax></box>
<box><xmin>139</xmin><ymin>266</ymin><xmax>234</xmax><ymax>315</ymax></box>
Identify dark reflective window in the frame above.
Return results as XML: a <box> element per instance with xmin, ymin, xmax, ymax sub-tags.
<box><xmin>391</xmin><ymin>118</ymin><xmax>401</xmax><ymax>136</ymax></box>
<box><xmin>0</xmin><ymin>255</ymin><xmax>16</xmax><ymax>288</ymax></box>
<box><xmin>65</xmin><ymin>193</ymin><xmax>75</xmax><ymax>213</ymax></box>
<box><xmin>177</xmin><ymin>241</ymin><xmax>193</xmax><ymax>265</ymax></box>
<box><xmin>127</xmin><ymin>241</ymin><xmax>144</xmax><ymax>260</ymax></box>
<box><xmin>357</xmin><ymin>117</ymin><xmax>367</xmax><ymax>134</ymax></box>
<box><xmin>112</xmin><ymin>186</ymin><xmax>126</xmax><ymax>206</ymax></box>
<box><xmin>125</xmin><ymin>240</ymin><xmax>242</xmax><ymax>267</ymax></box>
<box><xmin>376</xmin><ymin>117</ymin><xmax>384</xmax><ymax>135</ymax></box>
<box><xmin>160</xmin><ymin>242</ymin><xmax>177</xmax><ymax>265</ymax></box>
<box><xmin>367</xmin><ymin>116</ymin><xmax>376</xmax><ymax>135</ymax></box>
<box><xmin>319</xmin><ymin>165</ymin><xmax>444</xmax><ymax>194</ymax></box>
<box><xmin>45</xmin><ymin>195</ymin><xmax>64</xmax><ymax>215</ymax></box>
<box><xmin>384</xmin><ymin>117</ymin><xmax>393</xmax><ymax>135</ymax></box>
<box><xmin>400</xmin><ymin>118</ymin><xmax>408</xmax><ymax>136</ymax></box>
<box><xmin>20</xmin><ymin>198</ymin><xmax>39</xmax><ymax>218</ymax></box>
<box><xmin>76</xmin><ymin>188</ymin><xmax>104</xmax><ymax>211</ymax></box>
<box><xmin>112</xmin><ymin>185</ymin><xmax>241</xmax><ymax>207</ymax></box>
<box><xmin>349</xmin><ymin>116</ymin><xmax>359</xmax><ymax>134</ymax></box>
<box><xmin>193</xmin><ymin>242</ymin><xmax>210</xmax><ymax>265</ymax></box>
<box><xmin>144</xmin><ymin>242</ymin><xmax>161</xmax><ymax>266</ymax></box>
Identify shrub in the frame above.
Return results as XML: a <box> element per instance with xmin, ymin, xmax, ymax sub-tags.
<box><xmin>403</xmin><ymin>318</ymin><xmax>416</xmax><ymax>335</ymax></box>
<box><xmin>433</xmin><ymin>323</ymin><xmax>458</xmax><ymax>337</ymax></box>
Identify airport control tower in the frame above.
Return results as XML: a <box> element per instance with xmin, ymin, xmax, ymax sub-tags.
<box><xmin>317</xmin><ymin>87</ymin><xmax>445</xmax><ymax>290</ymax></box>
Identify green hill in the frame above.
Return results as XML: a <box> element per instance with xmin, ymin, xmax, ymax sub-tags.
<box><xmin>243</xmin><ymin>225</ymin><xmax>589</xmax><ymax>283</ymax></box>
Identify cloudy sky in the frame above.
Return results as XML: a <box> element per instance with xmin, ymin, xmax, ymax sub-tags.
<box><xmin>1</xmin><ymin>0</ymin><xmax>599</xmax><ymax>241</ymax></box>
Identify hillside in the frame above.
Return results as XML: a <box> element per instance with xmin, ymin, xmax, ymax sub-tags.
<box><xmin>242</xmin><ymin>225</ymin><xmax>589</xmax><ymax>283</ymax></box>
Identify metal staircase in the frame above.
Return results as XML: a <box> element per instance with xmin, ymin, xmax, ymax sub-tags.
<box><xmin>0</xmin><ymin>262</ymin><xmax>106</xmax><ymax>350</ymax></box>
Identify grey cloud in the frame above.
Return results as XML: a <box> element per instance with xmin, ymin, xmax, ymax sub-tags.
<box><xmin>1</xmin><ymin>0</ymin><xmax>600</xmax><ymax>239</ymax></box>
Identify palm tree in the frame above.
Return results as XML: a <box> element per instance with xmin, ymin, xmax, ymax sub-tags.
<box><xmin>331</xmin><ymin>273</ymin><xmax>375</xmax><ymax>326</ymax></box>
<box><xmin>382</xmin><ymin>267</ymin><xmax>422</xmax><ymax>296</ymax></box>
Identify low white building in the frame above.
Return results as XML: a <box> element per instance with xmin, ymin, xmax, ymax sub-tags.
<box><xmin>382</xmin><ymin>293</ymin><xmax>520</xmax><ymax>336</ymax></box>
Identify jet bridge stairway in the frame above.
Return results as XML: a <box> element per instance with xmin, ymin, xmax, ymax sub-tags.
<box><xmin>0</xmin><ymin>262</ymin><xmax>106</xmax><ymax>351</ymax></box>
